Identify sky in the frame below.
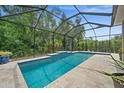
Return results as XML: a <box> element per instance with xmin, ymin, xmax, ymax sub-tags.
<box><xmin>47</xmin><ymin>5</ymin><xmax>122</xmax><ymax>41</ymax></box>
<box><xmin>0</xmin><ymin>5</ymin><xmax>122</xmax><ymax>41</ymax></box>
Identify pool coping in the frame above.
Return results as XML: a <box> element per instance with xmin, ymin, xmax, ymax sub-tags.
<box><xmin>14</xmin><ymin>64</ymin><xmax>28</xmax><ymax>88</ymax></box>
<box><xmin>11</xmin><ymin>56</ymin><xmax>51</xmax><ymax>88</ymax></box>
<box><xmin>0</xmin><ymin>51</ymin><xmax>117</xmax><ymax>88</ymax></box>
<box><xmin>13</xmin><ymin>51</ymin><xmax>94</xmax><ymax>88</ymax></box>
<box><xmin>46</xmin><ymin>54</ymin><xmax>119</xmax><ymax>88</ymax></box>
<box><xmin>11</xmin><ymin>51</ymin><xmax>113</xmax><ymax>88</ymax></box>
<box><xmin>17</xmin><ymin>51</ymin><xmax>95</xmax><ymax>88</ymax></box>
<box><xmin>45</xmin><ymin>53</ymin><xmax>95</xmax><ymax>88</ymax></box>
<box><xmin>12</xmin><ymin>56</ymin><xmax>50</xmax><ymax>64</ymax></box>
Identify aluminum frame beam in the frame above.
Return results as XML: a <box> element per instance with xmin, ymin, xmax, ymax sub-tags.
<box><xmin>33</xmin><ymin>10</ymin><xmax>46</xmax><ymax>57</ymax></box>
<box><xmin>88</xmin><ymin>22</ymin><xmax>111</xmax><ymax>27</ymax></box>
<box><xmin>73</xmin><ymin>26</ymin><xmax>104</xmax><ymax>38</ymax></box>
<box><xmin>0</xmin><ymin>5</ymin><xmax>117</xmax><ymax>41</ymax></box>
<box><xmin>0</xmin><ymin>9</ymin><xmax>42</xmax><ymax>18</ymax></box>
<box><xmin>17</xmin><ymin>5</ymin><xmax>78</xmax><ymax>31</ymax></box>
<box><xmin>73</xmin><ymin>5</ymin><xmax>97</xmax><ymax>40</ymax></box>
<box><xmin>86</xmin><ymin>33</ymin><xmax>121</xmax><ymax>38</ymax></box>
<box><xmin>53</xmin><ymin>13</ymin><xmax>80</xmax><ymax>32</ymax></box>
<box><xmin>64</xmin><ymin>22</ymin><xmax>88</xmax><ymax>35</ymax></box>
<box><xmin>80</xmin><ymin>12</ymin><xmax>112</xmax><ymax>16</ymax></box>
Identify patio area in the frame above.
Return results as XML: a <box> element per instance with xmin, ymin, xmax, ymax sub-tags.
<box><xmin>0</xmin><ymin>52</ymin><xmax>120</xmax><ymax>88</ymax></box>
<box><xmin>0</xmin><ymin>5</ymin><xmax>124</xmax><ymax>88</ymax></box>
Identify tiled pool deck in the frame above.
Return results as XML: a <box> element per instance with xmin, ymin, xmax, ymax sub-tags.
<box><xmin>0</xmin><ymin>52</ymin><xmax>120</xmax><ymax>88</ymax></box>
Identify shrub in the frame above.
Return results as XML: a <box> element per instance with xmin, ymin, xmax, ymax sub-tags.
<box><xmin>97</xmin><ymin>55</ymin><xmax>124</xmax><ymax>86</ymax></box>
<box><xmin>0</xmin><ymin>51</ymin><xmax>12</xmax><ymax>56</ymax></box>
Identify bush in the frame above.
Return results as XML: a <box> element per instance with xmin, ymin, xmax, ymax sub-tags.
<box><xmin>0</xmin><ymin>51</ymin><xmax>12</xmax><ymax>56</ymax></box>
<box><xmin>97</xmin><ymin>55</ymin><xmax>124</xmax><ymax>86</ymax></box>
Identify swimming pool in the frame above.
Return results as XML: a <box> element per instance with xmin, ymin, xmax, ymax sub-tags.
<box><xmin>18</xmin><ymin>52</ymin><xmax>94</xmax><ymax>88</ymax></box>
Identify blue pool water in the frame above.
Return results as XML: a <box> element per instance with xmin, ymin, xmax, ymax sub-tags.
<box><xmin>18</xmin><ymin>52</ymin><xmax>94</xmax><ymax>88</ymax></box>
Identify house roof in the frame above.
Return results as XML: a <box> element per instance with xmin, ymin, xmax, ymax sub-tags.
<box><xmin>112</xmin><ymin>5</ymin><xmax>124</xmax><ymax>25</ymax></box>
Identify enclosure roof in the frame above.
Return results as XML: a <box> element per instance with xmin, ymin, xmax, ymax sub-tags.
<box><xmin>0</xmin><ymin>5</ymin><xmax>120</xmax><ymax>40</ymax></box>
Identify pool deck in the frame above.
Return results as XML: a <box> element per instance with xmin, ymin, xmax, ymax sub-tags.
<box><xmin>0</xmin><ymin>52</ymin><xmax>120</xmax><ymax>88</ymax></box>
<box><xmin>47</xmin><ymin>53</ymin><xmax>119</xmax><ymax>88</ymax></box>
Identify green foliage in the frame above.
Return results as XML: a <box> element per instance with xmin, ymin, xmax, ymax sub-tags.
<box><xmin>110</xmin><ymin>55</ymin><xmax>124</xmax><ymax>71</ymax></box>
<box><xmin>79</xmin><ymin>35</ymin><xmax>122</xmax><ymax>53</ymax></box>
<box><xmin>0</xmin><ymin>51</ymin><xmax>12</xmax><ymax>56</ymax></box>
<box><xmin>0</xmin><ymin>6</ymin><xmax>85</xmax><ymax>58</ymax></box>
<box><xmin>97</xmin><ymin>55</ymin><xmax>124</xmax><ymax>86</ymax></box>
<box><xmin>0</xmin><ymin>6</ymin><xmax>122</xmax><ymax>59</ymax></box>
